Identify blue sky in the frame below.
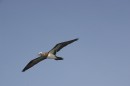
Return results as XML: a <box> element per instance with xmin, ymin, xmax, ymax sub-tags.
<box><xmin>0</xmin><ymin>0</ymin><xmax>130</xmax><ymax>86</ymax></box>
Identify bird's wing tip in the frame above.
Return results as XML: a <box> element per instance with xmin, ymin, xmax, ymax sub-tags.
<box><xmin>75</xmin><ymin>38</ymin><xmax>79</xmax><ymax>41</ymax></box>
<box><xmin>22</xmin><ymin>69</ymin><xmax>26</xmax><ymax>72</ymax></box>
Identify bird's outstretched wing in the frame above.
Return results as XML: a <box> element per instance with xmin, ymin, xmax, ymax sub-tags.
<box><xmin>49</xmin><ymin>38</ymin><xmax>79</xmax><ymax>55</ymax></box>
<box><xmin>22</xmin><ymin>56</ymin><xmax>46</xmax><ymax>72</ymax></box>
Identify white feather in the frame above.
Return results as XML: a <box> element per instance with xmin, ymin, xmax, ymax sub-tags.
<box><xmin>47</xmin><ymin>53</ymin><xmax>56</xmax><ymax>59</ymax></box>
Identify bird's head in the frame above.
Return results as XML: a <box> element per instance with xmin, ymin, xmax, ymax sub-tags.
<box><xmin>38</xmin><ymin>52</ymin><xmax>43</xmax><ymax>56</ymax></box>
<box><xmin>38</xmin><ymin>52</ymin><xmax>48</xmax><ymax>57</ymax></box>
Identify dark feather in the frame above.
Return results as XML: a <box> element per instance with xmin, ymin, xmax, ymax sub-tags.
<box><xmin>49</xmin><ymin>38</ymin><xmax>78</xmax><ymax>55</ymax></box>
<box><xmin>22</xmin><ymin>56</ymin><xmax>46</xmax><ymax>72</ymax></box>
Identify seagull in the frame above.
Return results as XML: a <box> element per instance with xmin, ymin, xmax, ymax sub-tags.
<box><xmin>22</xmin><ymin>38</ymin><xmax>79</xmax><ymax>72</ymax></box>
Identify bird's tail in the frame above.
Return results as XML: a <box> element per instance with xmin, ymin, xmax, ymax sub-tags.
<box><xmin>55</xmin><ymin>57</ymin><xmax>63</xmax><ymax>60</ymax></box>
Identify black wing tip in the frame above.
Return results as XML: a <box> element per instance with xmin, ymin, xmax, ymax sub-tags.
<box><xmin>22</xmin><ymin>70</ymin><xmax>25</xmax><ymax>72</ymax></box>
<box><xmin>73</xmin><ymin>38</ymin><xmax>79</xmax><ymax>41</ymax></box>
<box><xmin>22</xmin><ymin>68</ymin><xmax>27</xmax><ymax>72</ymax></box>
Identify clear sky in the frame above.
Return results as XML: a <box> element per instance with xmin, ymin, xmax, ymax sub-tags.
<box><xmin>0</xmin><ymin>0</ymin><xmax>130</xmax><ymax>86</ymax></box>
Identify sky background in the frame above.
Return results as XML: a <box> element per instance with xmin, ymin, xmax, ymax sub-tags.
<box><xmin>0</xmin><ymin>0</ymin><xmax>130</xmax><ymax>86</ymax></box>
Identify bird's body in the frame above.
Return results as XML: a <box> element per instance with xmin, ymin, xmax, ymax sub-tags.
<box><xmin>22</xmin><ymin>38</ymin><xmax>78</xmax><ymax>72</ymax></box>
<box><xmin>39</xmin><ymin>52</ymin><xmax>57</xmax><ymax>59</ymax></box>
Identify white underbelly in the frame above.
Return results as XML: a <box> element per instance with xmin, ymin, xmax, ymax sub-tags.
<box><xmin>47</xmin><ymin>53</ymin><xmax>56</xmax><ymax>59</ymax></box>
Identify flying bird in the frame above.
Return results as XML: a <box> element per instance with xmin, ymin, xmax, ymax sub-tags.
<box><xmin>22</xmin><ymin>38</ymin><xmax>79</xmax><ymax>72</ymax></box>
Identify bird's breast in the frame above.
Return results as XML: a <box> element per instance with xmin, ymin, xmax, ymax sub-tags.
<box><xmin>47</xmin><ymin>53</ymin><xmax>56</xmax><ymax>59</ymax></box>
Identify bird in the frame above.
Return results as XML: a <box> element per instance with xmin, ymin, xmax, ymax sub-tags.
<box><xmin>22</xmin><ymin>38</ymin><xmax>79</xmax><ymax>72</ymax></box>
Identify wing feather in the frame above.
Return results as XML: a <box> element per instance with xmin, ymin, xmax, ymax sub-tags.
<box><xmin>22</xmin><ymin>56</ymin><xmax>46</xmax><ymax>72</ymax></box>
<box><xmin>49</xmin><ymin>38</ymin><xmax>78</xmax><ymax>55</ymax></box>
